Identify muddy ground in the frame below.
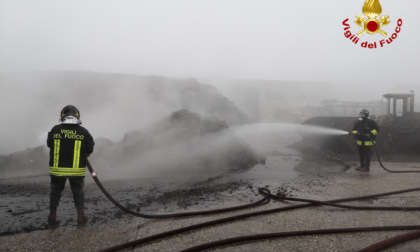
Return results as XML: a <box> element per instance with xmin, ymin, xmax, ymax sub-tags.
<box><xmin>2</xmin><ymin>146</ymin><xmax>420</xmax><ymax>251</ymax></box>
<box><xmin>0</xmin><ymin>155</ymin><xmax>298</xmax><ymax>236</ymax></box>
<box><xmin>0</xmin><ymin>173</ymin><xmax>259</xmax><ymax>236</ymax></box>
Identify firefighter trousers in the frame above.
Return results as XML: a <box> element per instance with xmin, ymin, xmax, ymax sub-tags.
<box><xmin>49</xmin><ymin>176</ymin><xmax>85</xmax><ymax>213</ymax></box>
<box><xmin>358</xmin><ymin>145</ymin><xmax>372</xmax><ymax>170</ymax></box>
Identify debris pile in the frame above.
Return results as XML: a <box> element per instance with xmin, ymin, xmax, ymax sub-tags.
<box><xmin>92</xmin><ymin>109</ymin><xmax>265</xmax><ymax>179</ymax></box>
<box><xmin>0</xmin><ymin>110</ymin><xmax>264</xmax><ymax>180</ymax></box>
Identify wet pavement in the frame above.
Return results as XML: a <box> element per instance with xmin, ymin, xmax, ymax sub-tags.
<box><xmin>3</xmin><ymin>154</ymin><xmax>420</xmax><ymax>251</ymax></box>
<box><xmin>0</xmin><ymin>146</ymin><xmax>300</xmax><ymax>236</ymax></box>
<box><xmin>1</xmin><ymin>127</ymin><xmax>303</xmax><ymax>237</ymax></box>
<box><xmin>2</xmin><ymin>135</ymin><xmax>420</xmax><ymax>251</ymax></box>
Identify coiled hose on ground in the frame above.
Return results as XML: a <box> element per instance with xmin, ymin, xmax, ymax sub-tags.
<box><xmin>97</xmin><ymin>186</ymin><xmax>420</xmax><ymax>252</ymax></box>
<box><xmin>88</xmin><ymin>162</ymin><xmax>420</xmax><ymax>252</ymax></box>
<box><xmin>179</xmin><ymin>226</ymin><xmax>420</xmax><ymax>252</ymax></box>
<box><xmin>87</xmin><ymin>144</ymin><xmax>420</xmax><ymax>252</ymax></box>
<box><xmin>86</xmin><ymin>160</ymin><xmax>269</xmax><ymax>219</ymax></box>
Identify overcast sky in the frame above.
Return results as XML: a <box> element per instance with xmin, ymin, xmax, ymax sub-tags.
<box><xmin>1</xmin><ymin>0</ymin><xmax>419</xmax><ymax>85</ymax></box>
<box><xmin>1</xmin><ymin>0</ymin><xmax>420</xmax><ymax>155</ymax></box>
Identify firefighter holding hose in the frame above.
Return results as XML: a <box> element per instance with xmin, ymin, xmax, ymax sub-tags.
<box><xmin>47</xmin><ymin>105</ymin><xmax>95</xmax><ymax>225</ymax></box>
<box><xmin>350</xmin><ymin>109</ymin><xmax>379</xmax><ymax>172</ymax></box>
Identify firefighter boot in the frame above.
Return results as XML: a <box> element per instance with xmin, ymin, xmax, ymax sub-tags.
<box><xmin>356</xmin><ymin>164</ymin><xmax>369</xmax><ymax>172</ymax></box>
<box><xmin>357</xmin><ymin>167</ymin><xmax>369</xmax><ymax>172</ymax></box>
<box><xmin>365</xmin><ymin>163</ymin><xmax>370</xmax><ymax>172</ymax></box>
<box><xmin>77</xmin><ymin>212</ymin><xmax>88</xmax><ymax>225</ymax></box>
<box><xmin>355</xmin><ymin>161</ymin><xmax>365</xmax><ymax>171</ymax></box>
<box><xmin>48</xmin><ymin>211</ymin><xmax>57</xmax><ymax>224</ymax></box>
<box><xmin>355</xmin><ymin>166</ymin><xmax>365</xmax><ymax>171</ymax></box>
<box><xmin>365</xmin><ymin>157</ymin><xmax>371</xmax><ymax>172</ymax></box>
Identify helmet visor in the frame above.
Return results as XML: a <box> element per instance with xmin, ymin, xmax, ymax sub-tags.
<box><xmin>61</xmin><ymin>116</ymin><xmax>81</xmax><ymax>124</ymax></box>
<box><xmin>359</xmin><ymin>111</ymin><xmax>368</xmax><ymax>117</ymax></box>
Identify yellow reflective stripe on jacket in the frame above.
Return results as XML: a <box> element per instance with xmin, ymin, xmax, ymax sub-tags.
<box><xmin>371</xmin><ymin>129</ymin><xmax>378</xmax><ymax>135</ymax></box>
<box><xmin>53</xmin><ymin>139</ymin><xmax>60</xmax><ymax>168</ymax></box>
<box><xmin>50</xmin><ymin>167</ymin><xmax>86</xmax><ymax>176</ymax></box>
<box><xmin>352</xmin><ymin>130</ymin><xmax>358</xmax><ymax>134</ymax></box>
<box><xmin>357</xmin><ymin>140</ymin><xmax>375</xmax><ymax>146</ymax></box>
<box><xmin>73</xmin><ymin>140</ymin><xmax>82</xmax><ymax>168</ymax></box>
<box><xmin>49</xmin><ymin>140</ymin><xmax>86</xmax><ymax>176</ymax></box>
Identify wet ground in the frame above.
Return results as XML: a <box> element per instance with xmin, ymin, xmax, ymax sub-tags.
<box><xmin>0</xmin><ymin>145</ymin><xmax>302</xmax><ymax>236</ymax></box>
<box><xmin>3</xmin><ymin>144</ymin><xmax>420</xmax><ymax>251</ymax></box>
<box><xmin>0</xmin><ymin>173</ymin><xmax>297</xmax><ymax>237</ymax></box>
<box><xmin>3</xmin><ymin>127</ymin><xmax>420</xmax><ymax>251</ymax></box>
<box><xmin>0</xmin><ymin>175</ymin><xmax>233</xmax><ymax>235</ymax></box>
<box><xmin>1</xmin><ymin>127</ymin><xmax>307</xmax><ymax>236</ymax></box>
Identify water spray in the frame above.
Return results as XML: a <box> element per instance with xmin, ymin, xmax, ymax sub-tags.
<box><xmin>295</xmin><ymin>124</ymin><xmax>349</xmax><ymax>136</ymax></box>
<box><xmin>233</xmin><ymin>123</ymin><xmax>350</xmax><ymax>136</ymax></box>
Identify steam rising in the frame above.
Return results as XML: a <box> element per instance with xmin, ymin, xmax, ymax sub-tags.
<box><xmin>90</xmin><ymin>110</ymin><xmax>263</xmax><ymax>180</ymax></box>
<box><xmin>0</xmin><ymin>72</ymin><xmax>248</xmax><ymax>155</ymax></box>
<box><xmin>0</xmin><ymin>75</ymin><xmax>263</xmax><ymax>180</ymax></box>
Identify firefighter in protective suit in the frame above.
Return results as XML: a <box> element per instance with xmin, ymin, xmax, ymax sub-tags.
<box><xmin>47</xmin><ymin>105</ymin><xmax>95</xmax><ymax>225</ymax></box>
<box><xmin>351</xmin><ymin>109</ymin><xmax>379</xmax><ymax>172</ymax></box>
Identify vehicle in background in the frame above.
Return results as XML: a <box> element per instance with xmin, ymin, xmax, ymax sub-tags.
<box><xmin>300</xmin><ymin>93</ymin><xmax>420</xmax><ymax>154</ymax></box>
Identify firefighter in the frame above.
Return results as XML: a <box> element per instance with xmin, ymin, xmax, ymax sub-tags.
<box><xmin>351</xmin><ymin>109</ymin><xmax>379</xmax><ymax>172</ymax></box>
<box><xmin>47</xmin><ymin>105</ymin><xmax>95</xmax><ymax>225</ymax></box>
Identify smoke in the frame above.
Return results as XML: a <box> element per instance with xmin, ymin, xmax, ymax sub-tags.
<box><xmin>0</xmin><ymin>74</ymin><xmax>264</xmax><ymax>181</ymax></box>
<box><xmin>0</xmin><ymin>72</ymin><xmax>248</xmax><ymax>155</ymax></box>
<box><xmin>0</xmin><ymin>71</ymin><xmax>416</xmax><ymax>156</ymax></box>
<box><xmin>93</xmin><ymin>131</ymin><xmax>233</xmax><ymax>179</ymax></box>
<box><xmin>88</xmin><ymin>112</ymin><xmax>263</xmax><ymax>181</ymax></box>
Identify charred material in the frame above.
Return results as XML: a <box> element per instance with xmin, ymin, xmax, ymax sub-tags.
<box><xmin>0</xmin><ymin>109</ymin><xmax>264</xmax><ymax>180</ymax></box>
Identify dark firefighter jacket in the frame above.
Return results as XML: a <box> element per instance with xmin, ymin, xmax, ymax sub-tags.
<box><xmin>352</xmin><ymin>118</ymin><xmax>379</xmax><ymax>146</ymax></box>
<box><xmin>47</xmin><ymin>124</ymin><xmax>94</xmax><ymax>176</ymax></box>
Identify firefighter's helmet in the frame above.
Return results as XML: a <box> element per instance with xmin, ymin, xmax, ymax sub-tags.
<box><xmin>60</xmin><ymin>105</ymin><xmax>81</xmax><ymax>124</ymax></box>
<box><xmin>359</xmin><ymin>108</ymin><xmax>369</xmax><ymax>118</ymax></box>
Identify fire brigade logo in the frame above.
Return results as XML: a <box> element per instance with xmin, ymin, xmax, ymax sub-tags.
<box><xmin>342</xmin><ymin>0</ymin><xmax>403</xmax><ymax>49</ymax></box>
<box><xmin>355</xmin><ymin>0</ymin><xmax>390</xmax><ymax>36</ymax></box>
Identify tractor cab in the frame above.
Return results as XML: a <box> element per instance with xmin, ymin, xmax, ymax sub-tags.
<box><xmin>382</xmin><ymin>93</ymin><xmax>415</xmax><ymax>117</ymax></box>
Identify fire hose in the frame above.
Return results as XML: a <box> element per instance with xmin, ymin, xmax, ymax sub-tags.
<box><xmin>89</xmin><ymin>159</ymin><xmax>420</xmax><ymax>252</ymax></box>
<box><xmin>86</xmin><ymin>160</ymin><xmax>270</xmax><ymax>219</ymax></box>
<box><xmin>87</xmin><ymin>135</ymin><xmax>420</xmax><ymax>251</ymax></box>
<box><xmin>373</xmin><ymin>144</ymin><xmax>420</xmax><ymax>173</ymax></box>
<box><xmin>349</xmin><ymin>132</ymin><xmax>420</xmax><ymax>173</ymax></box>
<box><xmin>358</xmin><ymin>230</ymin><xmax>420</xmax><ymax>252</ymax></box>
<box><xmin>179</xmin><ymin>227</ymin><xmax>420</xmax><ymax>252</ymax></box>
<box><xmin>97</xmin><ymin>186</ymin><xmax>420</xmax><ymax>252</ymax></box>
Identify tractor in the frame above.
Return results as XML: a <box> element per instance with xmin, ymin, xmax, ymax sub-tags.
<box><xmin>300</xmin><ymin>93</ymin><xmax>420</xmax><ymax>154</ymax></box>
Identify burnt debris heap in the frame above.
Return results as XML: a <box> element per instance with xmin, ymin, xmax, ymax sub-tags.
<box><xmin>0</xmin><ymin>72</ymin><xmax>264</xmax><ymax>179</ymax></box>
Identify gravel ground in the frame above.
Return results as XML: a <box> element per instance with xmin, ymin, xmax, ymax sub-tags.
<box><xmin>2</xmin><ymin>156</ymin><xmax>420</xmax><ymax>251</ymax></box>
